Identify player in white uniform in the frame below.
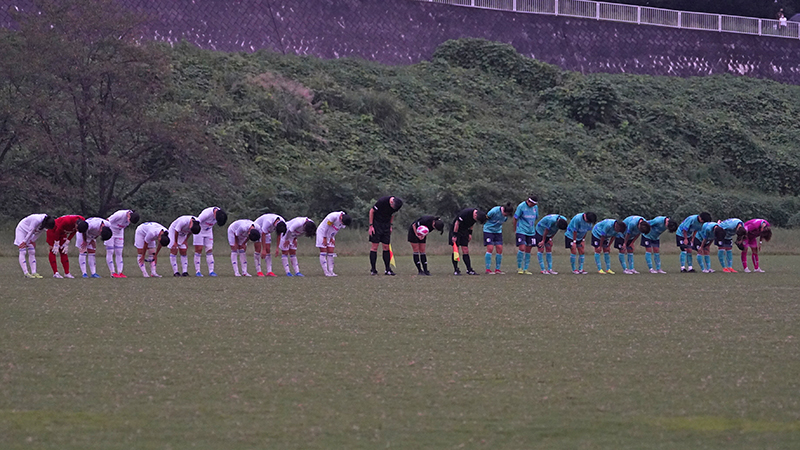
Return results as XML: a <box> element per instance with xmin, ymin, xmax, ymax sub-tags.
<box><xmin>134</xmin><ymin>222</ymin><xmax>170</xmax><ymax>278</ymax></box>
<box><xmin>253</xmin><ymin>213</ymin><xmax>287</xmax><ymax>277</ymax></box>
<box><xmin>193</xmin><ymin>206</ymin><xmax>227</xmax><ymax>277</ymax></box>
<box><xmin>316</xmin><ymin>211</ymin><xmax>352</xmax><ymax>276</ymax></box>
<box><xmin>227</xmin><ymin>219</ymin><xmax>261</xmax><ymax>277</ymax></box>
<box><xmin>105</xmin><ymin>209</ymin><xmax>140</xmax><ymax>278</ymax></box>
<box><xmin>13</xmin><ymin>214</ymin><xmax>56</xmax><ymax>278</ymax></box>
<box><xmin>168</xmin><ymin>215</ymin><xmax>201</xmax><ymax>277</ymax></box>
<box><xmin>279</xmin><ymin>217</ymin><xmax>317</xmax><ymax>277</ymax></box>
<box><xmin>75</xmin><ymin>218</ymin><xmax>112</xmax><ymax>278</ymax></box>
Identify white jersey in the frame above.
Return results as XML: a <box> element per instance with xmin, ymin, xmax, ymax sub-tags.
<box><xmin>254</xmin><ymin>213</ymin><xmax>285</xmax><ymax>234</ymax></box>
<box><xmin>14</xmin><ymin>214</ymin><xmax>48</xmax><ymax>246</ymax></box>
<box><xmin>227</xmin><ymin>219</ymin><xmax>258</xmax><ymax>246</ymax></box>
<box><xmin>107</xmin><ymin>210</ymin><xmax>134</xmax><ymax>236</ymax></box>
<box><xmin>318</xmin><ymin>211</ymin><xmax>346</xmax><ymax>236</ymax></box>
<box><xmin>197</xmin><ymin>207</ymin><xmax>220</xmax><ymax>232</ymax></box>
<box><xmin>75</xmin><ymin>218</ymin><xmax>110</xmax><ymax>249</ymax></box>
<box><xmin>284</xmin><ymin>217</ymin><xmax>311</xmax><ymax>240</ymax></box>
<box><xmin>134</xmin><ymin>222</ymin><xmax>167</xmax><ymax>249</ymax></box>
<box><xmin>169</xmin><ymin>215</ymin><xmax>197</xmax><ymax>247</ymax></box>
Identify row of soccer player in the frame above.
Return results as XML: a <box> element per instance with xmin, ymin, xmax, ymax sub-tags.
<box><xmin>365</xmin><ymin>195</ymin><xmax>772</xmax><ymax>276</ymax></box>
<box><xmin>13</xmin><ymin>199</ymin><xmax>773</xmax><ymax>278</ymax></box>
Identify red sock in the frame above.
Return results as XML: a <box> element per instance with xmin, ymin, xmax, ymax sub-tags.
<box><xmin>49</xmin><ymin>253</ymin><xmax>58</xmax><ymax>274</ymax></box>
<box><xmin>60</xmin><ymin>253</ymin><xmax>70</xmax><ymax>274</ymax></box>
<box><xmin>753</xmin><ymin>254</ymin><xmax>759</xmax><ymax>270</ymax></box>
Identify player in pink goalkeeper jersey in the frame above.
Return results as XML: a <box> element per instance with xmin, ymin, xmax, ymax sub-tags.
<box><xmin>740</xmin><ymin>219</ymin><xmax>772</xmax><ymax>272</ymax></box>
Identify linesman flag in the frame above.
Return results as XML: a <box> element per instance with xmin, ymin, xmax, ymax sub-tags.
<box><xmin>452</xmin><ymin>243</ymin><xmax>460</xmax><ymax>261</ymax></box>
<box><xmin>389</xmin><ymin>244</ymin><xmax>396</xmax><ymax>268</ymax></box>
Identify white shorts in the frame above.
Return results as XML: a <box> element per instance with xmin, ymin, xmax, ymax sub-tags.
<box><xmin>193</xmin><ymin>230</ymin><xmax>213</xmax><ymax>248</ymax></box>
<box><xmin>315</xmin><ymin>228</ymin><xmax>338</xmax><ymax>248</ymax></box>
<box><xmin>279</xmin><ymin>233</ymin><xmax>297</xmax><ymax>252</ymax></box>
<box><xmin>14</xmin><ymin>228</ymin><xmax>43</xmax><ymax>246</ymax></box>
<box><xmin>134</xmin><ymin>230</ymin><xmax>157</xmax><ymax>250</ymax></box>
<box><xmin>262</xmin><ymin>233</ymin><xmax>273</xmax><ymax>244</ymax></box>
<box><xmin>75</xmin><ymin>233</ymin><xmax>97</xmax><ymax>252</ymax></box>
<box><xmin>168</xmin><ymin>225</ymin><xmax>191</xmax><ymax>249</ymax></box>
<box><xmin>104</xmin><ymin>233</ymin><xmax>124</xmax><ymax>248</ymax></box>
<box><xmin>227</xmin><ymin>228</ymin><xmax>249</xmax><ymax>247</ymax></box>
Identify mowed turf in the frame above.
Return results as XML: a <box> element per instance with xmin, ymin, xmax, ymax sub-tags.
<box><xmin>1</xmin><ymin>252</ymin><xmax>800</xmax><ymax>449</ymax></box>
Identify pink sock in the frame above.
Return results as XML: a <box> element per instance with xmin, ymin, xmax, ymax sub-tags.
<box><xmin>741</xmin><ymin>251</ymin><xmax>748</xmax><ymax>269</ymax></box>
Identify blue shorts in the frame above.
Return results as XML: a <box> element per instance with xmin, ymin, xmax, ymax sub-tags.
<box><xmin>565</xmin><ymin>236</ymin><xmax>584</xmax><ymax>249</ymax></box>
<box><xmin>483</xmin><ymin>232</ymin><xmax>503</xmax><ymax>246</ymax></box>
<box><xmin>516</xmin><ymin>233</ymin><xmax>535</xmax><ymax>247</ymax></box>
<box><xmin>640</xmin><ymin>236</ymin><xmax>659</xmax><ymax>248</ymax></box>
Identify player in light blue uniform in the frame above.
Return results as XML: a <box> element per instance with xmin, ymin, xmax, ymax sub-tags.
<box><xmin>514</xmin><ymin>196</ymin><xmax>539</xmax><ymax>274</ymax></box>
<box><xmin>482</xmin><ymin>203</ymin><xmax>514</xmax><ymax>274</ymax></box>
<box><xmin>534</xmin><ymin>214</ymin><xmax>568</xmax><ymax>274</ymax></box>
<box><xmin>694</xmin><ymin>222</ymin><xmax>724</xmax><ymax>273</ymax></box>
<box><xmin>641</xmin><ymin>216</ymin><xmax>678</xmax><ymax>273</ymax></box>
<box><xmin>617</xmin><ymin>215</ymin><xmax>651</xmax><ymax>274</ymax></box>
<box><xmin>676</xmin><ymin>212</ymin><xmax>712</xmax><ymax>273</ymax></box>
<box><xmin>716</xmin><ymin>218</ymin><xmax>745</xmax><ymax>272</ymax></box>
<box><xmin>565</xmin><ymin>212</ymin><xmax>597</xmax><ymax>274</ymax></box>
<box><xmin>591</xmin><ymin>219</ymin><xmax>625</xmax><ymax>274</ymax></box>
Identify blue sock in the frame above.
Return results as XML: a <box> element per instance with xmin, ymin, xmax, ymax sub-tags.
<box><xmin>680</xmin><ymin>251</ymin><xmax>686</xmax><ymax>268</ymax></box>
<box><xmin>654</xmin><ymin>253</ymin><xmax>661</xmax><ymax>270</ymax></box>
<box><xmin>579</xmin><ymin>254</ymin><xmax>585</xmax><ymax>271</ymax></box>
<box><xmin>726</xmin><ymin>250</ymin><xmax>733</xmax><ymax>268</ymax></box>
<box><xmin>705</xmin><ymin>255</ymin><xmax>712</xmax><ymax>270</ymax></box>
<box><xmin>645</xmin><ymin>252</ymin><xmax>653</xmax><ymax>270</ymax></box>
<box><xmin>485</xmin><ymin>252</ymin><xmax>492</xmax><ymax>271</ymax></box>
<box><xmin>627</xmin><ymin>253</ymin><xmax>634</xmax><ymax>271</ymax></box>
<box><xmin>524</xmin><ymin>252</ymin><xmax>531</xmax><ymax>270</ymax></box>
<box><xmin>717</xmin><ymin>250</ymin><xmax>725</xmax><ymax>268</ymax></box>
<box><xmin>594</xmin><ymin>253</ymin><xmax>602</xmax><ymax>271</ymax></box>
<box><xmin>604</xmin><ymin>252</ymin><xmax>611</xmax><ymax>270</ymax></box>
<box><xmin>537</xmin><ymin>252</ymin><xmax>545</xmax><ymax>271</ymax></box>
<box><xmin>517</xmin><ymin>251</ymin><xmax>524</xmax><ymax>270</ymax></box>
<box><xmin>495</xmin><ymin>254</ymin><xmax>502</xmax><ymax>270</ymax></box>
<box><xmin>570</xmin><ymin>254</ymin><xmax>576</xmax><ymax>271</ymax></box>
<box><xmin>546</xmin><ymin>253</ymin><xmax>553</xmax><ymax>271</ymax></box>
<box><xmin>698</xmin><ymin>255</ymin><xmax>706</xmax><ymax>271</ymax></box>
<box><xmin>618</xmin><ymin>253</ymin><xmax>627</xmax><ymax>271</ymax></box>
<box><xmin>687</xmin><ymin>254</ymin><xmax>694</xmax><ymax>268</ymax></box>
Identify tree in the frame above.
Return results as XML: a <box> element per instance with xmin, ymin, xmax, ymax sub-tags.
<box><xmin>0</xmin><ymin>0</ymin><xmax>212</xmax><ymax>217</ymax></box>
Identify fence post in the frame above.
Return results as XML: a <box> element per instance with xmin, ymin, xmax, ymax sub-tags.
<box><xmin>678</xmin><ymin>11</ymin><xmax>681</xmax><ymax>28</ymax></box>
<box><xmin>759</xmin><ymin>19</ymin><xmax>762</xmax><ymax>36</ymax></box>
<box><xmin>637</xmin><ymin>6</ymin><xmax>640</xmax><ymax>25</ymax></box>
<box><xmin>555</xmin><ymin>0</ymin><xmax>559</xmax><ymax>16</ymax></box>
<box><xmin>513</xmin><ymin>0</ymin><xmax>516</xmax><ymax>12</ymax></box>
<box><xmin>596</xmin><ymin>2</ymin><xmax>600</xmax><ymax>19</ymax></box>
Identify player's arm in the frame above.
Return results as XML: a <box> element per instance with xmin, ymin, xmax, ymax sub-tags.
<box><xmin>139</xmin><ymin>241</ymin><xmax>149</xmax><ymax>265</ymax></box>
<box><xmin>452</xmin><ymin>220</ymin><xmax>460</xmax><ymax>243</ymax></box>
<box><xmin>368</xmin><ymin>208</ymin><xmax>375</xmax><ymax>235</ymax></box>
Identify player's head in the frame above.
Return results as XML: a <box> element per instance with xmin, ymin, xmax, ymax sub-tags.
<box><xmin>713</xmin><ymin>226</ymin><xmax>726</xmax><ymax>241</ymax></box>
<box><xmin>526</xmin><ymin>195</ymin><xmax>538</xmax><ymax>207</ymax></box>
<box><xmin>248</xmin><ymin>228</ymin><xmax>260</xmax><ymax>242</ymax></box>
<box><xmin>42</xmin><ymin>215</ymin><xmax>56</xmax><ymax>229</ymax></box>
<box><xmin>390</xmin><ymin>197</ymin><xmax>403</xmax><ymax>211</ymax></box>
<box><xmin>698</xmin><ymin>212</ymin><xmax>712</xmax><ymax>223</ymax></box>
<box><xmin>584</xmin><ymin>212</ymin><xmax>597</xmax><ymax>224</ymax></box>
<box><xmin>666</xmin><ymin>218</ymin><xmax>678</xmax><ymax>233</ymax></box>
<box><xmin>215</xmin><ymin>209</ymin><xmax>228</xmax><ymax>227</ymax></box>
<box><xmin>613</xmin><ymin>220</ymin><xmax>626</xmax><ymax>233</ymax></box>
<box><xmin>303</xmin><ymin>220</ymin><xmax>317</xmax><ymax>237</ymax></box>
<box><xmin>501</xmin><ymin>202</ymin><xmax>514</xmax><ymax>216</ymax></box>
<box><xmin>475</xmin><ymin>210</ymin><xmax>487</xmax><ymax>224</ymax></box>
<box><xmin>129</xmin><ymin>210</ymin><xmax>140</xmax><ymax>224</ymax></box>
<box><xmin>637</xmin><ymin>219</ymin><xmax>651</xmax><ymax>235</ymax></box>
<box><xmin>761</xmin><ymin>227</ymin><xmax>772</xmax><ymax>242</ymax></box>
<box><xmin>341</xmin><ymin>213</ymin><xmax>352</xmax><ymax>227</ymax></box>
<box><xmin>100</xmin><ymin>225</ymin><xmax>113</xmax><ymax>241</ymax></box>
<box><xmin>275</xmin><ymin>221</ymin><xmax>287</xmax><ymax>235</ymax></box>
<box><xmin>432</xmin><ymin>218</ymin><xmax>445</xmax><ymax>234</ymax></box>
<box><xmin>190</xmin><ymin>218</ymin><xmax>201</xmax><ymax>234</ymax></box>
<box><xmin>76</xmin><ymin>219</ymin><xmax>89</xmax><ymax>234</ymax></box>
<box><xmin>735</xmin><ymin>223</ymin><xmax>746</xmax><ymax>238</ymax></box>
<box><xmin>159</xmin><ymin>231</ymin><xmax>170</xmax><ymax>247</ymax></box>
<box><xmin>556</xmin><ymin>217</ymin><xmax>568</xmax><ymax>230</ymax></box>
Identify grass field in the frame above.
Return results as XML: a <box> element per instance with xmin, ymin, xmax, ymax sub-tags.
<box><xmin>2</xmin><ymin>228</ymin><xmax>800</xmax><ymax>449</ymax></box>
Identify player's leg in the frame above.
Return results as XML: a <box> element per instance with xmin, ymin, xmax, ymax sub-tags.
<box><xmin>615</xmin><ymin>238</ymin><xmax>628</xmax><ymax>273</ymax></box>
<box><xmin>495</xmin><ymin>243</ymin><xmax>504</xmax><ymax>273</ymax></box>
<box><xmin>264</xmin><ymin>243</ymin><xmax>275</xmax><ymax>276</ymax></box>
<box><xmin>411</xmin><ymin>242</ymin><xmax>422</xmax><ymax>274</ymax></box>
<box><xmin>567</xmin><ymin>237</ymin><xmax>578</xmax><ymax>273</ymax></box>
<box><xmin>325</xmin><ymin>244</ymin><xmax>337</xmax><ymax>276</ymax></box>
<box><xmin>626</xmin><ymin>240</ymin><xmax>637</xmax><ymax>273</ymax></box>
<box><xmin>523</xmin><ymin>241</ymin><xmax>533</xmax><ymax>274</ymax></box>
<box><xmin>536</xmin><ymin>239</ymin><xmax>546</xmax><ymax>273</ymax></box>
<box><xmin>239</xmin><ymin>242</ymin><xmax>250</xmax><ymax>276</ymax></box>
<box><xmin>592</xmin><ymin>236</ymin><xmax>604</xmax><ymax>273</ymax></box>
<box><xmin>545</xmin><ymin>239</ymin><xmax>555</xmax><ymax>274</ymax></box>
<box><xmin>289</xmin><ymin>244</ymin><xmax>302</xmax><ymax>276</ymax></box>
<box><xmin>577</xmin><ymin>240</ymin><xmax>587</xmax><ymax>273</ymax></box>
<box><xmin>419</xmin><ymin>242</ymin><xmax>430</xmax><ymax>275</ymax></box>
<box><xmin>516</xmin><ymin>234</ymin><xmax>526</xmax><ymax>273</ymax></box>
<box><xmin>485</xmin><ymin>243</ymin><xmax>494</xmax><ymax>274</ymax></box>
<box><xmin>752</xmin><ymin>243</ymin><xmax>763</xmax><ymax>272</ymax></box>
<box><xmin>381</xmin><ymin>242</ymin><xmax>392</xmax><ymax>274</ymax></box>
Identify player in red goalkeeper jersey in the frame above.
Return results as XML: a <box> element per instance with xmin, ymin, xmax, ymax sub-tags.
<box><xmin>46</xmin><ymin>215</ymin><xmax>86</xmax><ymax>278</ymax></box>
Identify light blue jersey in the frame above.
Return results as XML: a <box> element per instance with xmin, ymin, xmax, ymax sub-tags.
<box><xmin>695</xmin><ymin>222</ymin><xmax>718</xmax><ymax>242</ymax></box>
<box><xmin>483</xmin><ymin>206</ymin><xmax>508</xmax><ymax>234</ymax></box>
<box><xmin>566</xmin><ymin>213</ymin><xmax>593</xmax><ymax>240</ymax></box>
<box><xmin>678</xmin><ymin>215</ymin><xmax>703</xmax><ymax>237</ymax></box>
<box><xmin>644</xmin><ymin>216</ymin><xmax>668</xmax><ymax>240</ymax></box>
<box><xmin>623</xmin><ymin>215</ymin><xmax>646</xmax><ymax>237</ymax></box>
<box><xmin>535</xmin><ymin>214</ymin><xmax>567</xmax><ymax>237</ymax></box>
<box><xmin>514</xmin><ymin>202</ymin><xmax>538</xmax><ymax>236</ymax></box>
<box><xmin>592</xmin><ymin>219</ymin><xmax>619</xmax><ymax>238</ymax></box>
<box><xmin>719</xmin><ymin>218</ymin><xmax>744</xmax><ymax>240</ymax></box>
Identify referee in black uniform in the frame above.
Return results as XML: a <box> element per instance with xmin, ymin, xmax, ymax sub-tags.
<box><xmin>368</xmin><ymin>196</ymin><xmax>403</xmax><ymax>275</ymax></box>
<box><xmin>450</xmin><ymin>208</ymin><xmax>487</xmax><ymax>275</ymax></box>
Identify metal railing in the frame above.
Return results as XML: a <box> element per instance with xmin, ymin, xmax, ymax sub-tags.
<box><xmin>419</xmin><ymin>0</ymin><xmax>800</xmax><ymax>39</ymax></box>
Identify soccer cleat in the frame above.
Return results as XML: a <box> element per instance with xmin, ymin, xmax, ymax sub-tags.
<box><xmin>195</xmin><ymin>272</ymin><xmax>203</xmax><ymax>277</ymax></box>
<box><xmin>117</xmin><ymin>273</ymin><xmax>127</xmax><ymax>278</ymax></box>
<box><xmin>606</xmin><ymin>269</ymin><xmax>615</xmax><ymax>274</ymax></box>
<box><xmin>702</xmin><ymin>269</ymin><xmax>709</xmax><ymax>273</ymax></box>
<box><xmin>573</xmin><ymin>270</ymin><xmax>581</xmax><ymax>275</ymax></box>
<box><xmin>174</xmin><ymin>272</ymin><xmax>181</xmax><ymax>277</ymax></box>
<box><xmin>82</xmin><ymin>273</ymin><xmax>89</xmax><ymax>278</ymax></box>
<box><xmin>722</xmin><ymin>268</ymin><xmax>730</xmax><ymax>273</ymax></box>
<box><xmin>522</xmin><ymin>270</ymin><xmax>534</xmax><ymax>275</ymax></box>
<box><xmin>680</xmin><ymin>268</ymin><xmax>687</xmax><ymax>273</ymax></box>
<box><xmin>707</xmin><ymin>269</ymin><xmax>715</xmax><ymax>273</ymax></box>
<box><xmin>517</xmin><ymin>269</ymin><xmax>525</xmax><ymax>275</ymax></box>
<box><xmin>31</xmin><ymin>273</ymin><xmax>43</xmax><ymax>278</ymax></box>
<box><xmin>687</xmin><ymin>268</ymin><xmax>696</xmax><ymax>273</ymax></box>
<box><xmin>64</xmin><ymin>273</ymin><xmax>75</xmax><ymax>279</ymax></box>
<box><xmin>466</xmin><ymin>269</ymin><xmax>478</xmax><ymax>275</ymax></box>
<box><xmin>243</xmin><ymin>272</ymin><xmax>252</xmax><ymax>277</ymax></box>
<box><xmin>485</xmin><ymin>269</ymin><xmax>493</xmax><ymax>275</ymax></box>
<box><xmin>151</xmin><ymin>273</ymin><xmax>162</xmax><ymax>278</ymax></box>
<box><xmin>754</xmin><ymin>268</ymin><xmax>765</xmax><ymax>273</ymax></box>
<box><xmin>24</xmin><ymin>273</ymin><xmax>35</xmax><ymax>278</ymax></box>
<box><xmin>630</xmin><ymin>269</ymin><xmax>640</xmax><ymax>274</ymax></box>
<box><xmin>579</xmin><ymin>270</ymin><xmax>589</xmax><ymax>274</ymax></box>
<box><xmin>295</xmin><ymin>272</ymin><xmax>305</xmax><ymax>277</ymax></box>
<box><xmin>266</xmin><ymin>272</ymin><xmax>276</xmax><ymax>277</ymax></box>
<box><xmin>542</xmin><ymin>270</ymin><xmax>551</xmax><ymax>275</ymax></box>
<box><xmin>370</xmin><ymin>269</ymin><xmax>378</xmax><ymax>276</ymax></box>
<box><xmin>111</xmin><ymin>273</ymin><xmax>119</xmax><ymax>278</ymax></box>
<box><xmin>384</xmin><ymin>270</ymin><xmax>395</xmax><ymax>276</ymax></box>
<box><xmin>182</xmin><ymin>272</ymin><xmax>189</xmax><ymax>277</ymax></box>
<box><xmin>454</xmin><ymin>269</ymin><xmax>462</xmax><ymax>276</ymax></box>
<box><xmin>257</xmin><ymin>271</ymin><xmax>265</xmax><ymax>277</ymax></box>
<box><xmin>598</xmin><ymin>269</ymin><xmax>606</xmax><ymax>274</ymax></box>
<box><xmin>423</xmin><ymin>270</ymin><xmax>431</xmax><ymax>276</ymax></box>
<box><xmin>657</xmin><ymin>270</ymin><xmax>667</xmax><ymax>274</ymax></box>
<box><xmin>142</xmin><ymin>273</ymin><xmax>150</xmax><ymax>278</ymax></box>
<box><xmin>209</xmin><ymin>272</ymin><xmax>218</xmax><ymax>277</ymax></box>
<box><xmin>53</xmin><ymin>272</ymin><xmax>64</xmax><ymax>279</ymax></box>
<box><xmin>494</xmin><ymin>269</ymin><xmax>505</xmax><ymax>275</ymax></box>
<box><xmin>91</xmin><ymin>273</ymin><xmax>101</xmax><ymax>278</ymax></box>
<box><xmin>743</xmin><ymin>268</ymin><xmax>751</xmax><ymax>273</ymax></box>
<box><xmin>623</xmin><ymin>269</ymin><xmax>632</xmax><ymax>275</ymax></box>
<box><xmin>548</xmin><ymin>270</ymin><xmax>558</xmax><ymax>275</ymax></box>
<box><xmin>286</xmin><ymin>272</ymin><xmax>293</xmax><ymax>277</ymax></box>
<box><xmin>649</xmin><ymin>269</ymin><xmax>658</xmax><ymax>274</ymax></box>
<box><xmin>728</xmin><ymin>268</ymin><xmax>738</xmax><ymax>273</ymax></box>
<box><xmin>328</xmin><ymin>272</ymin><xmax>338</xmax><ymax>277</ymax></box>
<box><xmin>234</xmin><ymin>273</ymin><xmax>241</xmax><ymax>277</ymax></box>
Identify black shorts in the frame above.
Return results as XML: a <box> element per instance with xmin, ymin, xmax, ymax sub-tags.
<box><xmin>614</xmin><ymin>236</ymin><xmax>636</xmax><ymax>250</ymax></box>
<box><xmin>640</xmin><ymin>236</ymin><xmax>659</xmax><ymax>248</ymax></box>
<box><xmin>565</xmin><ymin>236</ymin><xmax>584</xmax><ymax>249</ymax></box>
<box><xmin>407</xmin><ymin>224</ymin><xmax>426</xmax><ymax>244</ymax></box>
<box><xmin>534</xmin><ymin>232</ymin><xmax>552</xmax><ymax>247</ymax></box>
<box><xmin>516</xmin><ymin>233</ymin><xmax>535</xmax><ymax>247</ymax></box>
<box><xmin>676</xmin><ymin>234</ymin><xmax>692</xmax><ymax>251</ymax></box>
<box><xmin>715</xmin><ymin>238</ymin><xmax>733</xmax><ymax>249</ymax></box>
<box><xmin>449</xmin><ymin>231</ymin><xmax>470</xmax><ymax>247</ymax></box>
<box><xmin>591</xmin><ymin>235</ymin><xmax>611</xmax><ymax>248</ymax></box>
<box><xmin>691</xmin><ymin>237</ymin><xmax>707</xmax><ymax>251</ymax></box>
<box><xmin>369</xmin><ymin>222</ymin><xmax>392</xmax><ymax>245</ymax></box>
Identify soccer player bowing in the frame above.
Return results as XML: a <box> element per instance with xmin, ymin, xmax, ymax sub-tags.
<box><xmin>254</xmin><ymin>213</ymin><xmax>287</xmax><ymax>277</ymax></box>
<box><xmin>134</xmin><ymin>222</ymin><xmax>170</xmax><ymax>278</ymax></box>
<box><xmin>14</xmin><ymin>213</ymin><xmax>56</xmax><ymax>278</ymax></box>
<box><xmin>317</xmin><ymin>211</ymin><xmax>352</xmax><ymax>277</ymax></box>
<box><xmin>228</xmin><ymin>219</ymin><xmax>261</xmax><ymax>277</ymax></box>
<box><xmin>106</xmin><ymin>209</ymin><xmax>140</xmax><ymax>278</ymax></box>
<box><xmin>47</xmin><ymin>214</ymin><xmax>87</xmax><ymax>278</ymax></box>
<box><xmin>408</xmin><ymin>215</ymin><xmax>445</xmax><ymax>275</ymax></box>
<box><xmin>168</xmin><ymin>215</ymin><xmax>201</xmax><ymax>277</ymax></box>
<box><xmin>76</xmin><ymin>217</ymin><xmax>113</xmax><ymax>278</ymax></box>
<box><xmin>280</xmin><ymin>217</ymin><xmax>317</xmax><ymax>277</ymax></box>
<box><xmin>450</xmin><ymin>208</ymin><xmax>488</xmax><ymax>275</ymax></box>
<box><xmin>194</xmin><ymin>206</ymin><xmax>228</xmax><ymax>277</ymax></box>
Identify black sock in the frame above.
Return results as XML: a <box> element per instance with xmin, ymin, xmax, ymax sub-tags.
<box><xmin>463</xmin><ymin>254</ymin><xmax>472</xmax><ymax>271</ymax></box>
<box><xmin>382</xmin><ymin>250</ymin><xmax>391</xmax><ymax>271</ymax></box>
<box><xmin>413</xmin><ymin>253</ymin><xmax>421</xmax><ymax>271</ymax></box>
<box><xmin>369</xmin><ymin>251</ymin><xmax>377</xmax><ymax>271</ymax></box>
<box><xmin>452</xmin><ymin>253</ymin><xmax>459</xmax><ymax>271</ymax></box>
<box><xmin>420</xmin><ymin>253</ymin><xmax>428</xmax><ymax>271</ymax></box>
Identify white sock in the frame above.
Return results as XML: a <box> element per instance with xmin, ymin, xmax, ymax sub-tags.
<box><xmin>319</xmin><ymin>253</ymin><xmax>329</xmax><ymax>275</ymax></box>
<box><xmin>327</xmin><ymin>253</ymin><xmax>335</xmax><ymax>274</ymax></box>
<box><xmin>170</xmin><ymin>253</ymin><xmax>178</xmax><ymax>273</ymax></box>
<box><xmin>106</xmin><ymin>247</ymin><xmax>115</xmax><ymax>273</ymax></box>
<box><xmin>28</xmin><ymin>246</ymin><xmax>37</xmax><ymax>273</ymax></box>
<box><xmin>88</xmin><ymin>253</ymin><xmax>97</xmax><ymax>275</ymax></box>
<box><xmin>254</xmin><ymin>254</ymin><xmax>262</xmax><ymax>273</ymax></box>
<box><xmin>19</xmin><ymin>248</ymin><xmax>29</xmax><ymax>274</ymax></box>
<box><xmin>281</xmin><ymin>254</ymin><xmax>291</xmax><ymax>274</ymax></box>
<box><xmin>230</xmin><ymin>252</ymin><xmax>240</xmax><ymax>275</ymax></box>
<box><xmin>239</xmin><ymin>249</ymin><xmax>248</xmax><ymax>274</ymax></box>
<box><xmin>180</xmin><ymin>254</ymin><xmax>188</xmax><ymax>273</ymax></box>
<box><xmin>150</xmin><ymin>259</ymin><xmax>158</xmax><ymax>276</ymax></box>
<box><xmin>290</xmin><ymin>255</ymin><xmax>300</xmax><ymax>274</ymax></box>
<box><xmin>138</xmin><ymin>260</ymin><xmax>148</xmax><ymax>276</ymax></box>
<box><xmin>264</xmin><ymin>254</ymin><xmax>272</xmax><ymax>273</ymax></box>
<box><xmin>79</xmin><ymin>252</ymin><xmax>88</xmax><ymax>275</ymax></box>
<box><xmin>114</xmin><ymin>247</ymin><xmax>124</xmax><ymax>273</ymax></box>
<box><xmin>206</xmin><ymin>253</ymin><xmax>215</xmax><ymax>273</ymax></box>
<box><xmin>194</xmin><ymin>252</ymin><xmax>202</xmax><ymax>273</ymax></box>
